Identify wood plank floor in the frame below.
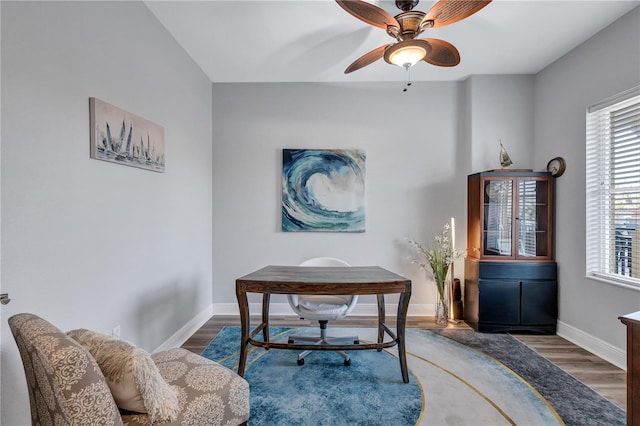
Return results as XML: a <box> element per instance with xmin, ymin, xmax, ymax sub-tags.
<box><xmin>181</xmin><ymin>315</ymin><xmax>627</xmax><ymax>411</ymax></box>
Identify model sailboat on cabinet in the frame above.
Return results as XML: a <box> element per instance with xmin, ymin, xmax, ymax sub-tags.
<box><xmin>499</xmin><ymin>141</ymin><xmax>513</xmax><ymax>168</ymax></box>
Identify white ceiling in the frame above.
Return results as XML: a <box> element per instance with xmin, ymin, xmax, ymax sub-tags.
<box><xmin>144</xmin><ymin>0</ymin><xmax>640</xmax><ymax>83</ymax></box>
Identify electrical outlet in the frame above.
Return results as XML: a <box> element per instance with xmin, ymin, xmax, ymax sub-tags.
<box><xmin>112</xmin><ymin>325</ymin><xmax>121</xmax><ymax>338</ymax></box>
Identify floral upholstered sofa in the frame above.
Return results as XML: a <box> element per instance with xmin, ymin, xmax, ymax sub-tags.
<box><xmin>9</xmin><ymin>313</ymin><xmax>250</xmax><ymax>425</ymax></box>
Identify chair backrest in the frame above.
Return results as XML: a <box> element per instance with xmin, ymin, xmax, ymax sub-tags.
<box><xmin>288</xmin><ymin>257</ymin><xmax>358</xmax><ymax>316</ymax></box>
<box><xmin>9</xmin><ymin>313</ymin><xmax>123</xmax><ymax>426</ymax></box>
<box><xmin>298</xmin><ymin>257</ymin><xmax>351</xmax><ymax>267</ymax></box>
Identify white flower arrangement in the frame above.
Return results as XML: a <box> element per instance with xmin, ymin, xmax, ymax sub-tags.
<box><xmin>408</xmin><ymin>223</ymin><xmax>465</xmax><ymax>306</ymax></box>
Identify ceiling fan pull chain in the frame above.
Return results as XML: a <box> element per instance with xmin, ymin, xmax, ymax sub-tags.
<box><xmin>403</xmin><ymin>64</ymin><xmax>412</xmax><ymax>92</ymax></box>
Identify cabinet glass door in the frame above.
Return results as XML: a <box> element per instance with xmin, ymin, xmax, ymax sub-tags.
<box><xmin>517</xmin><ymin>179</ymin><xmax>550</xmax><ymax>258</ymax></box>
<box><xmin>483</xmin><ymin>180</ymin><xmax>513</xmax><ymax>257</ymax></box>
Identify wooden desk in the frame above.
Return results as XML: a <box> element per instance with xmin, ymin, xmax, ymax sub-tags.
<box><xmin>620</xmin><ymin>311</ymin><xmax>640</xmax><ymax>426</ymax></box>
<box><xmin>235</xmin><ymin>265</ymin><xmax>412</xmax><ymax>383</ymax></box>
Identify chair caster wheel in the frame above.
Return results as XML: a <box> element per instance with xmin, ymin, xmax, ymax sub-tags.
<box><xmin>288</xmin><ymin>339</ymin><xmax>294</xmax><ymax>344</ymax></box>
<box><xmin>354</xmin><ymin>340</ymin><xmax>360</xmax><ymax>344</ymax></box>
<box><xmin>297</xmin><ymin>358</ymin><xmax>304</xmax><ymax>366</ymax></box>
<box><xmin>344</xmin><ymin>359</ymin><xmax>351</xmax><ymax>366</ymax></box>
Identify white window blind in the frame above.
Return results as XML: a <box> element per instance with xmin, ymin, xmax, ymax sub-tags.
<box><xmin>586</xmin><ymin>87</ymin><xmax>640</xmax><ymax>287</ymax></box>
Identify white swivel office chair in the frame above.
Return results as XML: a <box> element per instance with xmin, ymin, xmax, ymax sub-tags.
<box><xmin>287</xmin><ymin>257</ymin><xmax>359</xmax><ymax>366</ymax></box>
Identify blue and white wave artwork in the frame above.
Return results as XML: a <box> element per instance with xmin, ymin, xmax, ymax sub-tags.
<box><xmin>282</xmin><ymin>149</ymin><xmax>365</xmax><ymax>232</ymax></box>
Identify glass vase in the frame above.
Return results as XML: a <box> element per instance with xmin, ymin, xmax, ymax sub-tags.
<box><xmin>435</xmin><ymin>281</ymin><xmax>449</xmax><ymax>326</ymax></box>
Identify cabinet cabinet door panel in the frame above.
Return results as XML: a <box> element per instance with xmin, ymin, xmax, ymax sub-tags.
<box><xmin>483</xmin><ymin>180</ymin><xmax>513</xmax><ymax>257</ymax></box>
<box><xmin>521</xmin><ymin>280</ymin><xmax>558</xmax><ymax>325</ymax></box>
<box><xmin>479</xmin><ymin>279</ymin><xmax>520</xmax><ymax>324</ymax></box>
<box><xmin>517</xmin><ymin>179</ymin><xmax>551</xmax><ymax>258</ymax></box>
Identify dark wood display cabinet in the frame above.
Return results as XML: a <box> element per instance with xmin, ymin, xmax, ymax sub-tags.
<box><xmin>464</xmin><ymin>171</ymin><xmax>558</xmax><ymax>333</ymax></box>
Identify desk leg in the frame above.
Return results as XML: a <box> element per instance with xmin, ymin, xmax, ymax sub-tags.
<box><xmin>262</xmin><ymin>293</ymin><xmax>270</xmax><ymax>347</ymax></box>
<box><xmin>377</xmin><ymin>294</ymin><xmax>385</xmax><ymax>350</ymax></box>
<box><xmin>397</xmin><ymin>291</ymin><xmax>411</xmax><ymax>383</ymax></box>
<box><xmin>236</xmin><ymin>287</ymin><xmax>249</xmax><ymax>377</ymax></box>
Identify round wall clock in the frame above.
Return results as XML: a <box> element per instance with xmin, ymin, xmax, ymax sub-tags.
<box><xmin>546</xmin><ymin>157</ymin><xmax>566</xmax><ymax>177</ymax></box>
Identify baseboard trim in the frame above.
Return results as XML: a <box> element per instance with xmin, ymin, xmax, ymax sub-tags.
<box><xmin>154</xmin><ymin>304</ymin><xmax>214</xmax><ymax>353</ymax></box>
<box><xmin>557</xmin><ymin>320</ymin><xmax>626</xmax><ymax>370</ymax></box>
<box><xmin>213</xmin><ymin>302</ymin><xmax>434</xmax><ymax>317</ymax></box>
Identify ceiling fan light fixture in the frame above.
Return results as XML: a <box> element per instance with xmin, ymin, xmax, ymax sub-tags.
<box><xmin>337</xmin><ymin>0</ymin><xmax>492</xmax><ymax>75</ymax></box>
<box><xmin>386</xmin><ymin>43</ymin><xmax>426</xmax><ymax>68</ymax></box>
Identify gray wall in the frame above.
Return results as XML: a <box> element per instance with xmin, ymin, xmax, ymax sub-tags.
<box><xmin>534</xmin><ymin>6</ymin><xmax>640</xmax><ymax>353</ymax></box>
<box><xmin>1</xmin><ymin>2</ymin><xmax>213</xmax><ymax>424</ymax></box>
<box><xmin>468</xmin><ymin>75</ymin><xmax>535</xmax><ymax>172</ymax></box>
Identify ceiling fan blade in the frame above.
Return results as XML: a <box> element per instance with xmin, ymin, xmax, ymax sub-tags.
<box><xmin>336</xmin><ymin>0</ymin><xmax>400</xmax><ymax>31</ymax></box>
<box><xmin>344</xmin><ymin>44</ymin><xmax>389</xmax><ymax>73</ymax></box>
<box><xmin>421</xmin><ymin>0</ymin><xmax>492</xmax><ymax>29</ymax></box>
<box><xmin>421</xmin><ymin>38</ymin><xmax>460</xmax><ymax>67</ymax></box>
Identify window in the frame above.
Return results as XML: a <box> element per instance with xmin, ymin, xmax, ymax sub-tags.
<box><xmin>586</xmin><ymin>87</ymin><xmax>640</xmax><ymax>288</ymax></box>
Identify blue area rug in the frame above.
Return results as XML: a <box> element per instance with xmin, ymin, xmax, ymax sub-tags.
<box><xmin>201</xmin><ymin>327</ymin><xmax>569</xmax><ymax>425</ymax></box>
<box><xmin>201</xmin><ymin>327</ymin><xmax>422</xmax><ymax>426</ymax></box>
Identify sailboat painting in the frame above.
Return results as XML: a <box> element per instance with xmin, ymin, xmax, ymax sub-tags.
<box><xmin>90</xmin><ymin>97</ymin><xmax>165</xmax><ymax>172</ymax></box>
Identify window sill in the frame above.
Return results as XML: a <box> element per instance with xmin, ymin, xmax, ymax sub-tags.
<box><xmin>586</xmin><ymin>273</ymin><xmax>640</xmax><ymax>292</ymax></box>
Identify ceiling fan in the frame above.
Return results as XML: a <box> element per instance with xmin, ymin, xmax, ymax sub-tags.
<box><xmin>336</xmin><ymin>0</ymin><xmax>492</xmax><ymax>74</ymax></box>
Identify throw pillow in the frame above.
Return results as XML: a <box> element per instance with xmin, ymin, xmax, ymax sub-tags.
<box><xmin>67</xmin><ymin>329</ymin><xmax>179</xmax><ymax>424</ymax></box>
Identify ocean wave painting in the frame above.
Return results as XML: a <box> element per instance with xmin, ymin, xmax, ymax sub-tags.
<box><xmin>282</xmin><ymin>149</ymin><xmax>365</xmax><ymax>232</ymax></box>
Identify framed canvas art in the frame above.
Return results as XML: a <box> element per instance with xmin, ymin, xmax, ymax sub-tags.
<box><xmin>282</xmin><ymin>149</ymin><xmax>366</xmax><ymax>232</ymax></box>
<box><xmin>90</xmin><ymin>97</ymin><xmax>165</xmax><ymax>172</ymax></box>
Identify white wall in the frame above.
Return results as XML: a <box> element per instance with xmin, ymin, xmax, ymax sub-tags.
<box><xmin>1</xmin><ymin>2</ymin><xmax>213</xmax><ymax>424</ymax></box>
<box><xmin>534</xmin><ymin>6</ymin><xmax>640</xmax><ymax>357</ymax></box>
<box><xmin>210</xmin><ymin>77</ymin><xmax>536</xmax><ymax>315</ymax></box>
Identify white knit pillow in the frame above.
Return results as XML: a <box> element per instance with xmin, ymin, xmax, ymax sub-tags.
<box><xmin>67</xmin><ymin>329</ymin><xmax>179</xmax><ymax>424</ymax></box>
